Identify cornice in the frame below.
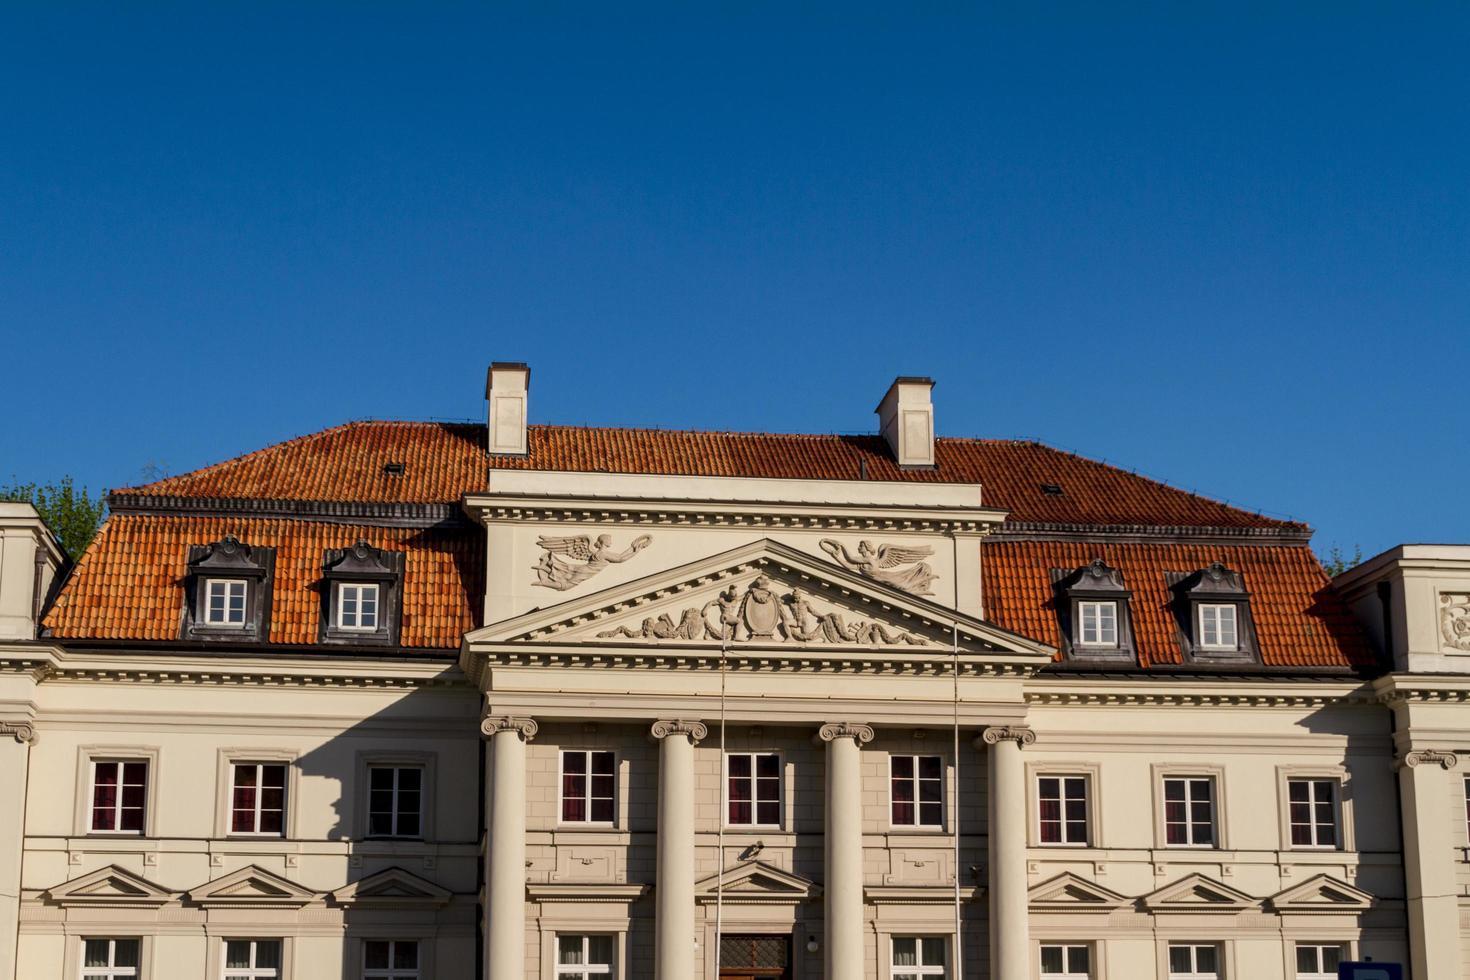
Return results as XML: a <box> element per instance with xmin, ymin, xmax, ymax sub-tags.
<box><xmin>7</xmin><ymin>648</ymin><xmax>466</xmax><ymax>691</ymax></box>
<box><xmin>472</xmin><ymin>646</ymin><xmax>1034</xmax><ymax>679</ymax></box>
<box><xmin>107</xmin><ymin>494</ymin><xmax>471</xmax><ymax>530</ymax></box>
<box><xmin>467</xmin><ymin>501</ymin><xmax>993</xmax><ymax>535</ymax></box>
<box><xmin>1026</xmin><ymin>676</ymin><xmax>1374</xmax><ymax>709</ymax></box>
<box><xmin>990</xmin><ymin>522</ymin><xmax>1312</xmax><ymax>545</ymax></box>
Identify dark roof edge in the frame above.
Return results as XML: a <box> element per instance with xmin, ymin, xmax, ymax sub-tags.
<box><xmin>43</xmin><ymin>636</ymin><xmax>463</xmax><ymax>658</ymax></box>
<box><xmin>991</xmin><ymin>522</ymin><xmax>1314</xmax><ymax>545</ymax></box>
<box><xmin>1037</xmin><ymin>662</ymin><xmax>1379</xmax><ymax>681</ymax></box>
<box><xmin>107</xmin><ymin>494</ymin><xmax>473</xmax><ymax>530</ymax></box>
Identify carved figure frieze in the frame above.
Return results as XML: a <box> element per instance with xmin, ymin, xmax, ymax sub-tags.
<box><xmin>533</xmin><ymin>533</ymin><xmax>653</xmax><ymax>590</ymax></box>
<box><xmin>819</xmin><ymin>539</ymin><xmax>938</xmax><ymax>595</ymax></box>
<box><xmin>596</xmin><ymin>574</ymin><xmax>928</xmax><ymax>646</ymax></box>
<box><xmin>1440</xmin><ymin>593</ymin><xmax>1470</xmax><ymax>652</ymax></box>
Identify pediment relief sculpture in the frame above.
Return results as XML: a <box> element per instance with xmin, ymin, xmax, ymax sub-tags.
<box><xmin>819</xmin><ymin>539</ymin><xmax>937</xmax><ymax>595</ymax></box>
<box><xmin>534</xmin><ymin>533</ymin><xmax>653</xmax><ymax>590</ymax></box>
<box><xmin>1441</xmin><ymin>593</ymin><xmax>1470</xmax><ymax>651</ymax></box>
<box><xmin>596</xmin><ymin>574</ymin><xmax>927</xmax><ymax>646</ymax></box>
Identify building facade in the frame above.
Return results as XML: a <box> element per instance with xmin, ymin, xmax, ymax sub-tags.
<box><xmin>1</xmin><ymin>364</ymin><xmax>1466</xmax><ymax>979</ymax></box>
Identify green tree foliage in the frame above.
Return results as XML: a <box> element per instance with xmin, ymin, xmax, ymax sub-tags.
<box><xmin>1</xmin><ymin>476</ymin><xmax>107</xmax><ymax>560</ymax></box>
<box><xmin>1319</xmin><ymin>544</ymin><xmax>1364</xmax><ymax>578</ymax></box>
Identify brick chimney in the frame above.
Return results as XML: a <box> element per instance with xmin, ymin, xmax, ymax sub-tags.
<box><xmin>485</xmin><ymin>362</ymin><xmax>531</xmax><ymax>457</ymax></box>
<box><xmin>875</xmin><ymin>376</ymin><xmax>936</xmax><ymax>468</ymax></box>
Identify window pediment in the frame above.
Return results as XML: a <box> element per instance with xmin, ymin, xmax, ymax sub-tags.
<box><xmin>186</xmin><ymin>864</ymin><xmax>318</xmax><ymax>908</ymax></box>
<box><xmin>1267</xmin><ymin>873</ymin><xmax>1374</xmax><ymax>912</ymax></box>
<box><xmin>694</xmin><ymin>860</ymin><xmax>819</xmax><ymax>905</ymax></box>
<box><xmin>1028</xmin><ymin>871</ymin><xmax>1129</xmax><ymax>913</ymax></box>
<box><xmin>44</xmin><ymin>865</ymin><xmax>178</xmax><ymax>908</ymax></box>
<box><xmin>331</xmin><ymin>866</ymin><xmax>451</xmax><ymax>908</ymax></box>
<box><xmin>1141</xmin><ymin>873</ymin><xmax>1257</xmax><ymax>913</ymax></box>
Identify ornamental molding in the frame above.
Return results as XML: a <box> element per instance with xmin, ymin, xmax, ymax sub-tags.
<box><xmin>1027</xmin><ymin>688</ymin><xmax>1373</xmax><ymax>709</ymax></box>
<box><xmin>476</xmin><ymin>503</ymin><xmax>990</xmax><ymax>535</ymax></box>
<box><xmin>1399</xmin><ymin>749</ymin><xmax>1458</xmax><ymax>770</ymax></box>
<box><xmin>979</xmin><ymin>725</ymin><xmax>1036</xmax><ymax>747</ymax></box>
<box><xmin>1440</xmin><ymin>593</ymin><xmax>1470</xmax><ymax>652</ymax></box>
<box><xmin>480</xmin><ymin>716</ymin><xmax>538</xmax><ymax>741</ymax></box>
<box><xmin>0</xmin><ymin>721</ymin><xmax>36</xmax><ymax>744</ymax></box>
<box><xmin>816</xmin><ymin>722</ymin><xmax>875</xmax><ymax>745</ymax></box>
<box><xmin>26</xmin><ymin>662</ymin><xmax>463</xmax><ymax>691</ymax></box>
<box><xmin>108</xmin><ymin>493</ymin><xmax>471</xmax><ymax>529</ymax></box>
<box><xmin>649</xmin><ymin>719</ymin><xmax>708</xmax><ymax>743</ymax></box>
<box><xmin>473</xmin><ymin>648</ymin><xmax>1031</xmax><ymax>678</ymax></box>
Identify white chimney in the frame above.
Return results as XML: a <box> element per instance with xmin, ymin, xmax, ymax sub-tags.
<box><xmin>0</xmin><ymin>502</ymin><xmax>66</xmax><ymax>640</ymax></box>
<box><xmin>875</xmin><ymin>376</ymin><xmax>936</xmax><ymax>468</ymax></box>
<box><xmin>485</xmin><ymin>362</ymin><xmax>530</xmax><ymax>457</ymax></box>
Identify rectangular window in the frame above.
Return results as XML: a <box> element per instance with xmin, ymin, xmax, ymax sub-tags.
<box><xmin>1163</xmin><ymin>777</ymin><xmax>1216</xmax><ymax>847</ymax></box>
<box><xmin>727</xmin><ymin>752</ymin><xmax>781</xmax><ymax>827</ymax></box>
<box><xmin>561</xmin><ymin>751</ymin><xmax>616</xmax><ymax>824</ymax></box>
<box><xmin>230</xmin><ymin>763</ymin><xmax>287</xmax><ymax>836</ymax></box>
<box><xmin>1198</xmin><ymin>604</ymin><xmax>1238</xmax><ymax>650</ymax></box>
<box><xmin>205</xmin><ymin>579</ymin><xmax>248</xmax><ymax>626</ymax></box>
<box><xmin>90</xmin><ymin>761</ymin><xmax>147</xmax><ymax>835</ymax></box>
<box><xmin>891</xmin><ymin>755</ymin><xmax>944</xmax><ymax>828</ymax></box>
<box><xmin>223</xmin><ymin>939</ymin><xmax>281</xmax><ymax>979</ymax></box>
<box><xmin>1168</xmin><ymin>944</ymin><xmax>1220</xmax><ymax>980</ymax></box>
<box><xmin>1078</xmin><ymin>601</ymin><xmax>1118</xmax><ymax>646</ymax></box>
<box><xmin>1295</xmin><ymin>944</ymin><xmax>1342</xmax><ymax>980</ymax></box>
<box><xmin>368</xmin><ymin>766</ymin><xmax>422</xmax><ymax>838</ymax></box>
<box><xmin>1040</xmin><ymin>944</ymin><xmax>1092</xmax><ymax>980</ymax></box>
<box><xmin>363</xmin><ymin>939</ymin><xmax>418</xmax><ymax>980</ymax></box>
<box><xmin>891</xmin><ymin>937</ymin><xmax>947</xmax><ymax>979</ymax></box>
<box><xmin>1287</xmin><ymin>778</ymin><xmax>1338</xmax><ymax>848</ymax></box>
<box><xmin>556</xmin><ymin>935</ymin><xmax>614</xmax><ymax>978</ymax></box>
<box><xmin>1037</xmin><ymin>775</ymin><xmax>1089</xmax><ymax>845</ymax></box>
<box><xmin>82</xmin><ymin>938</ymin><xmax>140</xmax><ymax>980</ymax></box>
<box><xmin>337</xmin><ymin>583</ymin><xmax>380</xmax><ymax>631</ymax></box>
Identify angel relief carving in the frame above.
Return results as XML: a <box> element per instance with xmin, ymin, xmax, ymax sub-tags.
<box><xmin>595</xmin><ymin>574</ymin><xmax>927</xmax><ymax>646</ymax></box>
<box><xmin>1440</xmin><ymin>593</ymin><xmax>1470</xmax><ymax>652</ymax></box>
<box><xmin>533</xmin><ymin>533</ymin><xmax>653</xmax><ymax>590</ymax></box>
<box><xmin>819</xmin><ymin>539</ymin><xmax>938</xmax><ymax>595</ymax></box>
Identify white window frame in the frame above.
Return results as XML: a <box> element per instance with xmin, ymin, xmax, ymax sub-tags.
<box><xmin>81</xmin><ymin>937</ymin><xmax>141</xmax><ymax>979</ymax></box>
<box><xmin>1285</xmin><ymin>777</ymin><xmax>1340</xmax><ymax>849</ymax></box>
<box><xmin>558</xmin><ymin>750</ymin><xmax>618</xmax><ymax>827</ymax></box>
<box><xmin>1160</xmin><ymin>775</ymin><xmax>1218</xmax><ymax>848</ymax></box>
<box><xmin>724</xmin><ymin>751</ymin><xmax>783</xmax><ymax>829</ymax></box>
<box><xmin>891</xmin><ymin>935</ymin><xmax>948</xmax><ymax>978</ymax></box>
<box><xmin>1035</xmin><ymin>773</ymin><xmax>1090</xmax><ymax>846</ymax></box>
<box><xmin>221</xmin><ymin>939</ymin><xmax>282</xmax><ymax>979</ymax></box>
<box><xmin>1197</xmin><ymin>603</ymin><xmax>1238</xmax><ymax>651</ymax></box>
<box><xmin>87</xmin><ymin>759</ymin><xmax>149</xmax><ymax>836</ymax></box>
<box><xmin>1077</xmin><ymin>600</ymin><xmax>1118</xmax><ymax>647</ymax></box>
<box><xmin>335</xmin><ymin>582</ymin><xmax>380</xmax><ymax>631</ymax></box>
<box><xmin>1293</xmin><ymin>943</ymin><xmax>1343</xmax><ymax>980</ymax></box>
<box><xmin>361</xmin><ymin>939</ymin><xmax>419</xmax><ymax>980</ymax></box>
<box><xmin>204</xmin><ymin>578</ymin><xmax>249</xmax><ymax>626</ymax></box>
<box><xmin>366</xmin><ymin>764</ymin><xmax>425</xmax><ymax>839</ymax></box>
<box><xmin>228</xmin><ymin>762</ymin><xmax>288</xmax><ymax>837</ymax></box>
<box><xmin>1167</xmin><ymin>943</ymin><xmax>1221</xmax><ymax>980</ymax></box>
<box><xmin>1039</xmin><ymin>942</ymin><xmax>1092</xmax><ymax>980</ymax></box>
<box><xmin>554</xmin><ymin>934</ymin><xmax>615</xmax><ymax>977</ymax></box>
<box><xmin>889</xmin><ymin>754</ymin><xmax>946</xmax><ymax>830</ymax></box>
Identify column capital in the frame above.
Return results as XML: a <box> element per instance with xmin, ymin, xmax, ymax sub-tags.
<box><xmin>817</xmin><ymin>722</ymin><xmax>875</xmax><ymax>745</ymax></box>
<box><xmin>480</xmin><ymin>715</ymin><xmax>538</xmax><ymax>741</ymax></box>
<box><xmin>978</xmin><ymin>725</ymin><xmax>1035</xmax><ymax>748</ymax></box>
<box><xmin>1399</xmin><ymin>748</ymin><xmax>1459</xmax><ymax>771</ymax></box>
<box><xmin>650</xmin><ymin>719</ymin><xmax>708</xmax><ymax>744</ymax></box>
<box><xmin>0</xmin><ymin>721</ymin><xmax>35</xmax><ymax>745</ymax></box>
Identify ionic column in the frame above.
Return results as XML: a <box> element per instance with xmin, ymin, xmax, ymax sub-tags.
<box><xmin>650</xmin><ymin>720</ymin><xmax>707</xmax><ymax>980</ymax></box>
<box><xmin>981</xmin><ymin>726</ymin><xmax>1034</xmax><ymax>980</ymax></box>
<box><xmin>1397</xmin><ymin>747</ymin><xmax>1463</xmax><ymax>980</ymax></box>
<box><xmin>482</xmin><ymin>716</ymin><xmax>537</xmax><ymax>980</ymax></box>
<box><xmin>818</xmin><ymin>721</ymin><xmax>874</xmax><ymax>980</ymax></box>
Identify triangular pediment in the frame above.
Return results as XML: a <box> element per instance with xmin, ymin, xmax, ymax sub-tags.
<box><xmin>695</xmin><ymin>860</ymin><xmax>820</xmax><ymax>905</ymax></box>
<box><xmin>467</xmin><ymin>538</ymin><xmax>1053</xmax><ymax>661</ymax></box>
<box><xmin>332</xmin><ymin>867</ymin><xmax>452</xmax><ymax>907</ymax></box>
<box><xmin>1268</xmin><ymin>874</ymin><xmax>1374</xmax><ymax>912</ymax></box>
<box><xmin>1142</xmin><ymin>873</ymin><xmax>1257</xmax><ymax>913</ymax></box>
<box><xmin>1029</xmin><ymin>872</ymin><xmax>1130</xmax><ymax>913</ymax></box>
<box><xmin>187</xmin><ymin>865</ymin><xmax>318</xmax><ymax>907</ymax></box>
<box><xmin>45</xmin><ymin>865</ymin><xmax>178</xmax><ymax>907</ymax></box>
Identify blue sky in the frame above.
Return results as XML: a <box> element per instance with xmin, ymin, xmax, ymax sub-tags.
<box><xmin>3</xmin><ymin>4</ymin><xmax>1466</xmax><ymax>559</ymax></box>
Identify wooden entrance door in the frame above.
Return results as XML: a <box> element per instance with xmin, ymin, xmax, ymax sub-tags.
<box><xmin>719</xmin><ymin>934</ymin><xmax>791</xmax><ymax>980</ymax></box>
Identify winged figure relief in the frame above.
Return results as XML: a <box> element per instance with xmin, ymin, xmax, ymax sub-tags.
<box><xmin>533</xmin><ymin>533</ymin><xmax>653</xmax><ymax>590</ymax></box>
<box><xmin>819</xmin><ymin>538</ymin><xmax>938</xmax><ymax>595</ymax></box>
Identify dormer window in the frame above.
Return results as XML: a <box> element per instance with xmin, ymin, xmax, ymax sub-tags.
<box><xmin>1053</xmin><ymin>559</ymin><xmax>1135</xmax><ymax>663</ymax></box>
<box><xmin>1170</xmin><ymin>562</ymin><xmax>1259</xmax><ymax>663</ymax></box>
<box><xmin>182</xmin><ymin>536</ymin><xmax>275</xmax><ymax>643</ymax></box>
<box><xmin>320</xmin><ymin>540</ymin><xmax>404</xmax><ymax>646</ymax></box>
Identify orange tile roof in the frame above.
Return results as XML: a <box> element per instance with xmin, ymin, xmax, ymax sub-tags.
<box><xmin>982</xmin><ymin>540</ymin><xmax>1375</xmax><ymax>669</ymax></box>
<box><xmin>118</xmin><ymin>421</ymin><xmax>1300</xmax><ymax>531</ymax></box>
<box><xmin>44</xmin><ymin>515</ymin><xmax>482</xmax><ymax>649</ymax></box>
